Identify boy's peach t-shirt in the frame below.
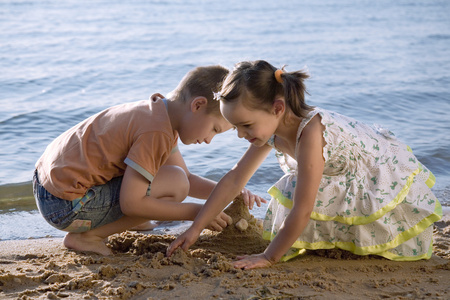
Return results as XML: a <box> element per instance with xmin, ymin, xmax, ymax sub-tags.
<box><xmin>35</xmin><ymin>98</ymin><xmax>178</xmax><ymax>201</ymax></box>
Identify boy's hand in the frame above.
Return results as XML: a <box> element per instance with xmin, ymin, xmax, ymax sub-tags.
<box><xmin>166</xmin><ymin>227</ymin><xmax>201</xmax><ymax>257</ymax></box>
<box><xmin>240</xmin><ymin>188</ymin><xmax>268</xmax><ymax>210</ymax></box>
<box><xmin>233</xmin><ymin>253</ymin><xmax>273</xmax><ymax>270</ymax></box>
<box><xmin>205</xmin><ymin>211</ymin><xmax>232</xmax><ymax>231</ymax></box>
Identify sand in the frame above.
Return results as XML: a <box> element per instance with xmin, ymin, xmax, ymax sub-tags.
<box><xmin>1</xmin><ymin>197</ymin><xmax>449</xmax><ymax>300</ymax></box>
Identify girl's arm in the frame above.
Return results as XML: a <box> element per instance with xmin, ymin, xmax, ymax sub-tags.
<box><xmin>167</xmin><ymin>144</ymin><xmax>272</xmax><ymax>256</ymax></box>
<box><xmin>234</xmin><ymin>115</ymin><xmax>326</xmax><ymax>269</ymax></box>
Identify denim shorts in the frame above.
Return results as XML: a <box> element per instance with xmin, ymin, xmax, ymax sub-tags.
<box><xmin>33</xmin><ymin>170</ymin><xmax>124</xmax><ymax>233</ymax></box>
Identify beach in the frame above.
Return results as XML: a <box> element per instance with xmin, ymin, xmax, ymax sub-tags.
<box><xmin>1</xmin><ymin>1</ymin><xmax>450</xmax><ymax>298</ymax></box>
<box><xmin>1</xmin><ymin>199</ymin><xmax>449</xmax><ymax>300</ymax></box>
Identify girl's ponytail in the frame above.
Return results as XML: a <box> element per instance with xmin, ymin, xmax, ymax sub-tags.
<box><xmin>275</xmin><ymin>66</ymin><xmax>312</xmax><ymax>118</ymax></box>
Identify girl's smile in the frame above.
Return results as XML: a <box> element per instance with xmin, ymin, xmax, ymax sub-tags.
<box><xmin>220</xmin><ymin>99</ymin><xmax>281</xmax><ymax>147</ymax></box>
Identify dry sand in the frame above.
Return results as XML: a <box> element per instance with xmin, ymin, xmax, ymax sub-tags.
<box><xmin>1</xmin><ymin>197</ymin><xmax>449</xmax><ymax>300</ymax></box>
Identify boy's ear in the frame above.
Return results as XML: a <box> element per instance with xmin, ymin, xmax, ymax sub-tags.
<box><xmin>272</xmin><ymin>99</ymin><xmax>285</xmax><ymax>116</ymax></box>
<box><xmin>190</xmin><ymin>96</ymin><xmax>208</xmax><ymax>112</ymax></box>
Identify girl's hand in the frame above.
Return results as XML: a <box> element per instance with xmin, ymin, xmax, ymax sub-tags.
<box><xmin>240</xmin><ymin>189</ymin><xmax>267</xmax><ymax>210</ymax></box>
<box><xmin>166</xmin><ymin>227</ymin><xmax>201</xmax><ymax>257</ymax></box>
<box><xmin>233</xmin><ymin>253</ymin><xmax>274</xmax><ymax>270</ymax></box>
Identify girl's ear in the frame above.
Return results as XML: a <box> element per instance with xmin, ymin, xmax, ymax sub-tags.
<box><xmin>272</xmin><ymin>99</ymin><xmax>285</xmax><ymax>116</ymax></box>
<box><xmin>191</xmin><ymin>96</ymin><xmax>208</xmax><ymax>112</ymax></box>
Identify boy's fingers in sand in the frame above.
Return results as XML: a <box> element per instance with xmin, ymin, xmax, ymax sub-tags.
<box><xmin>206</xmin><ymin>212</ymin><xmax>232</xmax><ymax>231</ymax></box>
<box><xmin>223</xmin><ymin>212</ymin><xmax>233</xmax><ymax>225</ymax></box>
<box><xmin>241</xmin><ymin>189</ymin><xmax>267</xmax><ymax>210</ymax></box>
<box><xmin>254</xmin><ymin>194</ymin><xmax>267</xmax><ymax>207</ymax></box>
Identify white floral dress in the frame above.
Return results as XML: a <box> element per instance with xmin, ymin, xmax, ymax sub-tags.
<box><xmin>263</xmin><ymin>108</ymin><xmax>442</xmax><ymax>261</ymax></box>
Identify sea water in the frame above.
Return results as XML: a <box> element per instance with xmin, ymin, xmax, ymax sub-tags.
<box><xmin>1</xmin><ymin>0</ymin><xmax>449</xmax><ymax>240</ymax></box>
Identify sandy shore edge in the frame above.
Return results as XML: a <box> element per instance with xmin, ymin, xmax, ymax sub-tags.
<box><xmin>0</xmin><ymin>207</ymin><xmax>448</xmax><ymax>299</ymax></box>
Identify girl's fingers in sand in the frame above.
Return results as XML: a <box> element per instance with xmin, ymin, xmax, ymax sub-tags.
<box><xmin>166</xmin><ymin>241</ymin><xmax>178</xmax><ymax>257</ymax></box>
<box><xmin>166</xmin><ymin>228</ymin><xmax>201</xmax><ymax>257</ymax></box>
<box><xmin>233</xmin><ymin>253</ymin><xmax>272</xmax><ymax>270</ymax></box>
<box><xmin>166</xmin><ymin>236</ymin><xmax>186</xmax><ymax>257</ymax></box>
<box><xmin>236</xmin><ymin>255</ymin><xmax>250</xmax><ymax>260</ymax></box>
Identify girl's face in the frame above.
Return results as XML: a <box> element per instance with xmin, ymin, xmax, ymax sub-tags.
<box><xmin>220</xmin><ymin>97</ymin><xmax>282</xmax><ymax>147</ymax></box>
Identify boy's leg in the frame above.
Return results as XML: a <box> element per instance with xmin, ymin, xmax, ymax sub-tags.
<box><xmin>148</xmin><ymin>165</ymin><xmax>190</xmax><ymax>202</ymax></box>
<box><xmin>131</xmin><ymin>165</ymin><xmax>190</xmax><ymax>230</ymax></box>
<box><xmin>65</xmin><ymin>165</ymin><xmax>190</xmax><ymax>254</ymax></box>
<box><xmin>64</xmin><ymin>215</ymin><xmax>148</xmax><ymax>255</ymax></box>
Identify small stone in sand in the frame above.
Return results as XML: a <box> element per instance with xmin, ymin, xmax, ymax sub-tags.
<box><xmin>235</xmin><ymin>218</ymin><xmax>248</xmax><ymax>232</ymax></box>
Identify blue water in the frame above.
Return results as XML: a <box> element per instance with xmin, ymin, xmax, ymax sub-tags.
<box><xmin>1</xmin><ymin>0</ymin><xmax>449</xmax><ymax>240</ymax></box>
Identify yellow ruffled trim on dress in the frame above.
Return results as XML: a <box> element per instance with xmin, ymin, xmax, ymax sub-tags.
<box><xmin>263</xmin><ymin>199</ymin><xmax>442</xmax><ymax>261</ymax></box>
<box><xmin>377</xmin><ymin>242</ymin><xmax>434</xmax><ymax>261</ymax></box>
<box><xmin>267</xmin><ymin>167</ymin><xmax>435</xmax><ymax>226</ymax></box>
<box><xmin>426</xmin><ymin>171</ymin><xmax>436</xmax><ymax>188</ymax></box>
<box><xmin>408</xmin><ymin>144</ymin><xmax>435</xmax><ymax>188</ymax></box>
<box><xmin>280</xmin><ymin>249</ymin><xmax>306</xmax><ymax>262</ymax></box>
<box><xmin>418</xmin><ymin>162</ymin><xmax>436</xmax><ymax>188</ymax></box>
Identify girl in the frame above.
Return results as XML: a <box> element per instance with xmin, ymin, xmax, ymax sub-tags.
<box><xmin>167</xmin><ymin>60</ymin><xmax>442</xmax><ymax>269</ymax></box>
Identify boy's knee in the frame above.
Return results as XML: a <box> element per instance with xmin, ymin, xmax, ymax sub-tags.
<box><xmin>156</xmin><ymin>165</ymin><xmax>188</xmax><ymax>184</ymax></box>
<box><xmin>151</xmin><ymin>165</ymin><xmax>189</xmax><ymax>200</ymax></box>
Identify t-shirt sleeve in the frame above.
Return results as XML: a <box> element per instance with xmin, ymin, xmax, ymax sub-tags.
<box><xmin>124</xmin><ymin>132</ymin><xmax>174</xmax><ymax>182</ymax></box>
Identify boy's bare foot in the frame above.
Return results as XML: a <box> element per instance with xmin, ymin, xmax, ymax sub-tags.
<box><xmin>63</xmin><ymin>232</ymin><xmax>112</xmax><ymax>255</ymax></box>
<box><xmin>130</xmin><ymin>221</ymin><xmax>159</xmax><ymax>231</ymax></box>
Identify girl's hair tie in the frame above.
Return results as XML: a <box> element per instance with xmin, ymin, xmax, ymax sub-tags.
<box><xmin>213</xmin><ymin>91</ymin><xmax>222</xmax><ymax>101</ymax></box>
<box><xmin>274</xmin><ymin>69</ymin><xmax>284</xmax><ymax>84</ymax></box>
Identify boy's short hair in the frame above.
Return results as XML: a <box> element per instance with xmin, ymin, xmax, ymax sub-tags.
<box><xmin>173</xmin><ymin>65</ymin><xmax>229</xmax><ymax>115</ymax></box>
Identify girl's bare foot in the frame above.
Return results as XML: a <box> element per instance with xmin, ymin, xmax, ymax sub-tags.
<box><xmin>63</xmin><ymin>232</ymin><xmax>112</xmax><ymax>255</ymax></box>
<box><xmin>130</xmin><ymin>221</ymin><xmax>159</xmax><ymax>231</ymax></box>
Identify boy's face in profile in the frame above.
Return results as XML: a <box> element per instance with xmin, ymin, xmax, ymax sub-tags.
<box><xmin>178</xmin><ymin>100</ymin><xmax>232</xmax><ymax>145</ymax></box>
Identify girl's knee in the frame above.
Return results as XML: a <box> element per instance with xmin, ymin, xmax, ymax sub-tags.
<box><xmin>151</xmin><ymin>165</ymin><xmax>189</xmax><ymax>201</ymax></box>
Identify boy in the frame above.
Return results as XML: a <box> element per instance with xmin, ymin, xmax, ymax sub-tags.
<box><xmin>33</xmin><ymin>65</ymin><xmax>265</xmax><ymax>255</ymax></box>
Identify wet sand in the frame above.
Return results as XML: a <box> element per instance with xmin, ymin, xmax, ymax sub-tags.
<box><xmin>1</xmin><ymin>198</ymin><xmax>449</xmax><ymax>300</ymax></box>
